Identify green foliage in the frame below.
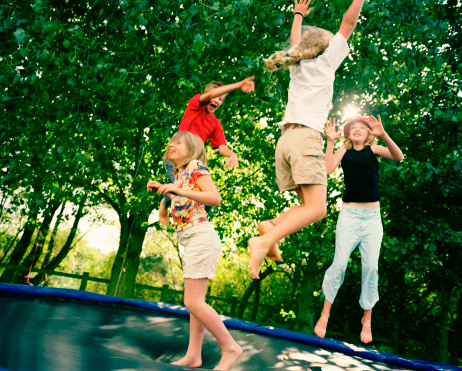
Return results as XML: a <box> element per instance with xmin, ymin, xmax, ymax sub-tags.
<box><xmin>1</xmin><ymin>0</ymin><xmax>461</xmax><ymax>365</ymax></box>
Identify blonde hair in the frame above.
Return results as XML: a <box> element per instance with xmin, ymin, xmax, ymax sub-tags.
<box><xmin>343</xmin><ymin>121</ymin><xmax>377</xmax><ymax>150</ymax></box>
<box><xmin>265</xmin><ymin>26</ymin><xmax>334</xmax><ymax>71</ymax></box>
<box><xmin>204</xmin><ymin>81</ymin><xmax>223</xmax><ymax>93</ymax></box>
<box><xmin>164</xmin><ymin>132</ymin><xmax>207</xmax><ymax>173</ymax></box>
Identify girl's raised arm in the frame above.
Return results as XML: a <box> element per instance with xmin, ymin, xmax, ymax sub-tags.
<box><xmin>368</xmin><ymin>115</ymin><xmax>404</xmax><ymax>161</ymax></box>
<box><xmin>338</xmin><ymin>0</ymin><xmax>365</xmax><ymax>40</ymax></box>
<box><xmin>290</xmin><ymin>0</ymin><xmax>313</xmax><ymax>47</ymax></box>
<box><xmin>325</xmin><ymin>118</ymin><xmax>346</xmax><ymax>174</ymax></box>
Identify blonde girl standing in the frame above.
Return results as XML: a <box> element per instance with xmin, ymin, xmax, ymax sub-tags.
<box><xmin>147</xmin><ymin>131</ymin><xmax>242</xmax><ymax>370</ymax></box>
<box><xmin>249</xmin><ymin>0</ymin><xmax>366</xmax><ymax>279</ymax></box>
<box><xmin>314</xmin><ymin>116</ymin><xmax>404</xmax><ymax>343</ymax></box>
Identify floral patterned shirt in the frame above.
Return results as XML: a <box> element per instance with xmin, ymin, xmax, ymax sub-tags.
<box><xmin>171</xmin><ymin>160</ymin><xmax>210</xmax><ymax>232</ymax></box>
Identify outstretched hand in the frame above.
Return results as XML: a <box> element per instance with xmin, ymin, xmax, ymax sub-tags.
<box><xmin>324</xmin><ymin>118</ymin><xmax>341</xmax><ymax>140</ymax></box>
<box><xmin>225</xmin><ymin>153</ymin><xmax>239</xmax><ymax>170</ymax></box>
<box><xmin>294</xmin><ymin>0</ymin><xmax>313</xmax><ymax>17</ymax></box>
<box><xmin>239</xmin><ymin>76</ymin><xmax>255</xmax><ymax>93</ymax></box>
<box><xmin>367</xmin><ymin>115</ymin><xmax>386</xmax><ymax>138</ymax></box>
<box><xmin>147</xmin><ymin>181</ymin><xmax>162</xmax><ymax>192</ymax></box>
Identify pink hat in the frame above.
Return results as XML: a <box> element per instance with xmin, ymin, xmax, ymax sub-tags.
<box><xmin>343</xmin><ymin>117</ymin><xmax>371</xmax><ymax>136</ymax></box>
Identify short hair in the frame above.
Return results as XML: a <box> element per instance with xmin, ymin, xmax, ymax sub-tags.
<box><xmin>265</xmin><ymin>26</ymin><xmax>334</xmax><ymax>71</ymax></box>
<box><xmin>163</xmin><ymin>131</ymin><xmax>207</xmax><ymax>173</ymax></box>
<box><xmin>204</xmin><ymin>81</ymin><xmax>224</xmax><ymax>93</ymax></box>
<box><xmin>343</xmin><ymin>120</ymin><xmax>377</xmax><ymax>150</ymax></box>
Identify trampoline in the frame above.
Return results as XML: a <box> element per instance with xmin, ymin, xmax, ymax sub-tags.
<box><xmin>0</xmin><ymin>283</ymin><xmax>458</xmax><ymax>371</ymax></box>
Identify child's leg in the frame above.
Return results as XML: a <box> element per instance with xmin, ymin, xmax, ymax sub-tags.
<box><xmin>314</xmin><ymin>299</ymin><xmax>332</xmax><ymax>338</ymax></box>
<box><xmin>357</xmin><ymin>209</ymin><xmax>382</xmax><ymax>343</ymax></box>
<box><xmin>249</xmin><ymin>184</ymin><xmax>327</xmax><ymax>279</ymax></box>
<box><xmin>315</xmin><ymin>206</ymin><xmax>361</xmax><ymax>338</ymax></box>
<box><xmin>361</xmin><ymin>309</ymin><xmax>373</xmax><ymax>343</ymax></box>
<box><xmin>257</xmin><ymin>220</ymin><xmax>282</xmax><ymax>262</ymax></box>
<box><xmin>183</xmin><ymin>278</ymin><xmax>242</xmax><ymax>371</ymax></box>
<box><xmin>357</xmin><ymin>212</ymin><xmax>382</xmax><ymax>311</ymax></box>
<box><xmin>172</xmin><ymin>312</ymin><xmax>205</xmax><ymax>367</ymax></box>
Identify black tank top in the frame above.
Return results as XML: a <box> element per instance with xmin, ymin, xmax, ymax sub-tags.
<box><xmin>341</xmin><ymin>146</ymin><xmax>380</xmax><ymax>202</ymax></box>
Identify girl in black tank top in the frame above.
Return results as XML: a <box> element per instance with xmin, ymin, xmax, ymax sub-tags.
<box><xmin>314</xmin><ymin>115</ymin><xmax>403</xmax><ymax>344</ymax></box>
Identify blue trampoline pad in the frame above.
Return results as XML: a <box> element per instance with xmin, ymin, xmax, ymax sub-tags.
<box><xmin>0</xmin><ymin>283</ymin><xmax>458</xmax><ymax>371</ymax></box>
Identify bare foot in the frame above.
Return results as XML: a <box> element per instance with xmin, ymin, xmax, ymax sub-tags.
<box><xmin>158</xmin><ymin>201</ymin><xmax>169</xmax><ymax>227</ymax></box>
<box><xmin>360</xmin><ymin>317</ymin><xmax>373</xmax><ymax>343</ymax></box>
<box><xmin>258</xmin><ymin>221</ymin><xmax>282</xmax><ymax>262</ymax></box>
<box><xmin>314</xmin><ymin>315</ymin><xmax>329</xmax><ymax>338</ymax></box>
<box><xmin>248</xmin><ymin>237</ymin><xmax>271</xmax><ymax>279</ymax></box>
<box><xmin>213</xmin><ymin>343</ymin><xmax>243</xmax><ymax>371</ymax></box>
<box><xmin>171</xmin><ymin>355</ymin><xmax>202</xmax><ymax>368</ymax></box>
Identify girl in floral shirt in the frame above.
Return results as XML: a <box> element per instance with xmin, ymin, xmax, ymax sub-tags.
<box><xmin>147</xmin><ymin>131</ymin><xmax>242</xmax><ymax>370</ymax></box>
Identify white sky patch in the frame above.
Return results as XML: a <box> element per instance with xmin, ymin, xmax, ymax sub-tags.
<box><xmin>61</xmin><ymin>204</ymin><xmax>120</xmax><ymax>254</ymax></box>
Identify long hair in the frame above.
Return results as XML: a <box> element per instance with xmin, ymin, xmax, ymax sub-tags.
<box><xmin>343</xmin><ymin>119</ymin><xmax>377</xmax><ymax>150</ymax></box>
<box><xmin>163</xmin><ymin>131</ymin><xmax>207</xmax><ymax>173</ymax></box>
<box><xmin>265</xmin><ymin>26</ymin><xmax>334</xmax><ymax>71</ymax></box>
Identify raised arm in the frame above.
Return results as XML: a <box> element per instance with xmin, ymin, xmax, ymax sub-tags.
<box><xmin>290</xmin><ymin>0</ymin><xmax>314</xmax><ymax>47</ymax></box>
<box><xmin>324</xmin><ymin>118</ymin><xmax>346</xmax><ymax>174</ymax></box>
<box><xmin>199</xmin><ymin>76</ymin><xmax>255</xmax><ymax>104</ymax></box>
<box><xmin>338</xmin><ymin>0</ymin><xmax>365</xmax><ymax>40</ymax></box>
<box><xmin>368</xmin><ymin>115</ymin><xmax>404</xmax><ymax>161</ymax></box>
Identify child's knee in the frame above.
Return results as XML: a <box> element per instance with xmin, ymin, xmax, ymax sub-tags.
<box><xmin>184</xmin><ymin>297</ymin><xmax>204</xmax><ymax>314</ymax></box>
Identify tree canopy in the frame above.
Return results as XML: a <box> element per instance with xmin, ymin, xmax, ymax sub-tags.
<box><xmin>1</xmin><ymin>0</ymin><xmax>461</xmax><ymax>366</ymax></box>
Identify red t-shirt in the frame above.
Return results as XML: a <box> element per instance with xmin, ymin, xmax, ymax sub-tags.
<box><xmin>178</xmin><ymin>94</ymin><xmax>227</xmax><ymax>149</ymax></box>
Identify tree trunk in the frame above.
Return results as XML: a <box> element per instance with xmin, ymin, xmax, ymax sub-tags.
<box><xmin>237</xmin><ymin>266</ymin><xmax>274</xmax><ymax>318</ymax></box>
<box><xmin>0</xmin><ymin>210</ymin><xmax>39</xmax><ymax>283</ymax></box>
<box><xmin>30</xmin><ymin>195</ymin><xmax>87</xmax><ymax>286</ymax></box>
<box><xmin>426</xmin><ymin>326</ymin><xmax>437</xmax><ymax>362</ymax></box>
<box><xmin>106</xmin><ymin>211</ymin><xmax>148</xmax><ymax>298</ymax></box>
<box><xmin>449</xmin><ymin>295</ymin><xmax>462</xmax><ymax>365</ymax></box>
<box><xmin>41</xmin><ymin>201</ymin><xmax>66</xmax><ymax>269</ymax></box>
<box><xmin>13</xmin><ymin>201</ymin><xmax>61</xmax><ymax>283</ymax></box>
<box><xmin>296</xmin><ymin>254</ymin><xmax>318</xmax><ymax>333</ymax></box>
<box><xmin>437</xmin><ymin>299</ymin><xmax>449</xmax><ymax>364</ymax></box>
<box><xmin>0</xmin><ymin>226</ymin><xmax>24</xmax><ymax>263</ymax></box>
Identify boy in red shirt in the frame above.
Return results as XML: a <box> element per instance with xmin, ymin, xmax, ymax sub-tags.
<box><xmin>159</xmin><ymin>77</ymin><xmax>255</xmax><ymax>226</ymax></box>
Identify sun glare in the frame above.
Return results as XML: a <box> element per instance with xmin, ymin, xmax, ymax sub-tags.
<box><xmin>344</xmin><ymin>106</ymin><xmax>359</xmax><ymax>120</ymax></box>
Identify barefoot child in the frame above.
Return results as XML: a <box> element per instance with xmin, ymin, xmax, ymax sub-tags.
<box><xmin>158</xmin><ymin>77</ymin><xmax>255</xmax><ymax>226</ymax></box>
<box><xmin>314</xmin><ymin>116</ymin><xmax>404</xmax><ymax>343</ymax></box>
<box><xmin>249</xmin><ymin>0</ymin><xmax>365</xmax><ymax>279</ymax></box>
<box><xmin>147</xmin><ymin>131</ymin><xmax>242</xmax><ymax>370</ymax></box>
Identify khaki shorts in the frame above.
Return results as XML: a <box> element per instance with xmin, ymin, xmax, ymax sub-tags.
<box><xmin>275</xmin><ymin>125</ymin><xmax>327</xmax><ymax>191</ymax></box>
<box><xmin>176</xmin><ymin>221</ymin><xmax>223</xmax><ymax>279</ymax></box>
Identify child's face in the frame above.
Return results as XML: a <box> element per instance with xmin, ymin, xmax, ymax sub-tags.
<box><xmin>348</xmin><ymin>122</ymin><xmax>370</xmax><ymax>143</ymax></box>
<box><xmin>167</xmin><ymin>137</ymin><xmax>188</xmax><ymax>165</ymax></box>
<box><xmin>206</xmin><ymin>94</ymin><xmax>225</xmax><ymax>114</ymax></box>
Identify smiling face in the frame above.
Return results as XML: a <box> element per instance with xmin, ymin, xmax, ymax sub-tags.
<box><xmin>347</xmin><ymin>122</ymin><xmax>371</xmax><ymax>144</ymax></box>
<box><xmin>164</xmin><ymin>132</ymin><xmax>207</xmax><ymax>171</ymax></box>
<box><xmin>167</xmin><ymin>136</ymin><xmax>188</xmax><ymax>166</ymax></box>
<box><xmin>205</xmin><ymin>94</ymin><xmax>225</xmax><ymax>114</ymax></box>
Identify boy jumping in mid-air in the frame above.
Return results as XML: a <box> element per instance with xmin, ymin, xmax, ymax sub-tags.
<box><xmin>159</xmin><ymin>77</ymin><xmax>255</xmax><ymax>226</ymax></box>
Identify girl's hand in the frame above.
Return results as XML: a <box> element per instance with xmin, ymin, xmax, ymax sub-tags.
<box><xmin>324</xmin><ymin>118</ymin><xmax>341</xmax><ymax>140</ymax></box>
<box><xmin>157</xmin><ymin>183</ymin><xmax>183</xmax><ymax>197</ymax></box>
<box><xmin>239</xmin><ymin>76</ymin><xmax>255</xmax><ymax>93</ymax></box>
<box><xmin>368</xmin><ymin>115</ymin><xmax>386</xmax><ymax>138</ymax></box>
<box><xmin>147</xmin><ymin>181</ymin><xmax>162</xmax><ymax>192</ymax></box>
<box><xmin>294</xmin><ymin>0</ymin><xmax>313</xmax><ymax>17</ymax></box>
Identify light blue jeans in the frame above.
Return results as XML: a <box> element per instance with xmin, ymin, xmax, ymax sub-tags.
<box><xmin>322</xmin><ymin>205</ymin><xmax>383</xmax><ymax>310</ymax></box>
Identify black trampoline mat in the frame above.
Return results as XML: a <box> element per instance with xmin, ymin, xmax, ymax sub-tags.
<box><xmin>0</xmin><ymin>293</ymin><xmax>411</xmax><ymax>371</ymax></box>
